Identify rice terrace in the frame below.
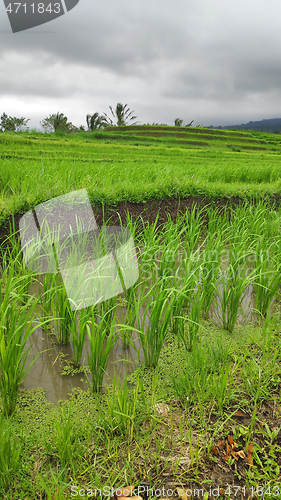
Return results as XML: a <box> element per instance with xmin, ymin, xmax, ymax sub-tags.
<box><xmin>2</xmin><ymin>124</ymin><xmax>281</xmax><ymax>499</ymax></box>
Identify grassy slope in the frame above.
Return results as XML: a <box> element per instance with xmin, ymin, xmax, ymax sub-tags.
<box><xmin>1</xmin><ymin>126</ymin><xmax>281</xmax><ymax>225</ymax></box>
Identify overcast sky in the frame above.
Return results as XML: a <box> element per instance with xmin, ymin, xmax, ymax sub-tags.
<box><xmin>0</xmin><ymin>0</ymin><xmax>281</xmax><ymax>130</ymax></box>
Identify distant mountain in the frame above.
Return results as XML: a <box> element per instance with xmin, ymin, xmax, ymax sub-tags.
<box><xmin>221</xmin><ymin>118</ymin><xmax>281</xmax><ymax>133</ymax></box>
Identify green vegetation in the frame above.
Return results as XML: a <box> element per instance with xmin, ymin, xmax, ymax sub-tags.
<box><xmin>1</xmin><ymin>126</ymin><xmax>281</xmax><ymax>224</ymax></box>
<box><xmin>1</xmin><ymin>200</ymin><xmax>281</xmax><ymax>496</ymax></box>
<box><xmin>1</xmin><ymin>127</ymin><xmax>281</xmax><ymax>498</ymax></box>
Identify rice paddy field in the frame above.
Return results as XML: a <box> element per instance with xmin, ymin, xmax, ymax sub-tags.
<box><xmin>1</xmin><ymin>126</ymin><xmax>281</xmax><ymax>499</ymax></box>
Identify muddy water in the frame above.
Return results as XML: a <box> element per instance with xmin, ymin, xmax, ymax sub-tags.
<box><xmin>22</xmin><ymin>279</ymin><xmax>145</xmax><ymax>404</ymax></box>
<box><xmin>22</xmin><ymin>326</ymin><xmax>141</xmax><ymax>404</ymax></box>
<box><xmin>21</xmin><ymin>242</ymin><xmax>268</xmax><ymax>404</ymax></box>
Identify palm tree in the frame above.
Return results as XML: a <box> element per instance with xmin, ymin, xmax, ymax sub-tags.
<box><xmin>100</xmin><ymin>103</ymin><xmax>139</xmax><ymax>127</ymax></box>
<box><xmin>86</xmin><ymin>113</ymin><xmax>103</xmax><ymax>131</ymax></box>
<box><xmin>53</xmin><ymin>112</ymin><xmax>68</xmax><ymax>131</ymax></box>
<box><xmin>41</xmin><ymin>112</ymin><xmax>71</xmax><ymax>133</ymax></box>
<box><xmin>174</xmin><ymin>118</ymin><xmax>183</xmax><ymax>127</ymax></box>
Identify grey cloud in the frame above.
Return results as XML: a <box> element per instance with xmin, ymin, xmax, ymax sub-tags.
<box><xmin>0</xmin><ymin>0</ymin><xmax>281</xmax><ymax>127</ymax></box>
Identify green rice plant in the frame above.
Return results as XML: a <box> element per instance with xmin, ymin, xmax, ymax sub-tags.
<box><xmin>51</xmin><ymin>277</ymin><xmax>74</xmax><ymax>344</ymax></box>
<box><xmin>180</xmin><ymin>205</ymin><xmax>204</xmax><ymax>257</ymax></box>
<box><xmin>173</xmin><ymin>287</ymin><xmax>204</xmax><ymax>352</ymax></box>
<box><xmin>86</xmin><ymin>307</ymin><xmax>118</xmax><ymax>392</ymax></box>
<box><xmin>139</xmin><ymin>231</ymin><xmax>163</xmax><ymax>288</ymax></box>
<box><xmin>0</xmin><ymin>267</ymin><xmax>44</xmax><ymax>416</ymax></box>
<box><xmin>118</xmin><ymin>286</ymin><xmax>138</xmax><ymax>347</ymax></box>
<box><xmin>106</xmin><ymin>376</ymin><xmax>139</xmax><ymax>441</ymax></box>
<box><xmin>0</xmin><ymin>225</ymin><xmax>36</xmax><ymax>304</ymax></box>
<box><xmin>38</xmin><ymin>272</ymin><xmax>58</xmax><ymax>321</ymax></box>
<box><xmin>219</xmin><ymin>243</ymin><xmax>254</xmax><ymax>332</ymax></box>
<box><xmin>139</xmin><ymin>212</ymin><xmax>162</xmax><ymax>249</ymax></box>
<box><xmin>129</xmin><ymin>281</ymin><xmax>174</xmax><ymax>368</ymax></box>
<box><xmin>156</xmin><ymin>242</ymin><xmax>182</xmax><ymax>287</ymax></box>
<box><xmin>246</xmin><ymin>202</ymin><xmax>268</xmax><ymax>245</ymax></box>
<box><xmin>155</xmin><ymin>215</ymin><xmax>187</xmax><ymax>286</ymax></box>
<box><xmin>0</xmin><ymin>219</ymin><xmax>22</xmax><ymax>266</ymax></box>
<box><xmin>138</xmin><ymin>244</ymin><xmax>155</xmax><ymax>288</ymax></box>
<box><xmin>0</xmin><ymin>416</ymin><xmax>23</xmax><ymax>492</ymax></box>
<box><xmin>99</xmin><ymin>295</ymin><xmax>117</xmax><ymax>327</ymax></box>
<box><xmin>253</xmin><ymin>239</ymin><xmax>281</xmax><ymax>319</ymax></box>
<box><xmin>170</xmin><ymin>259</ymin><xmax>200</xmax><ymax>350</ymax></box>
<box><xmin>71</xmin><ymin>306</ymin><xmax>92</xmax><ymax>365</ymax></box>
<box><xmin>171</xmin><ymin>288</ymin><xmax>189</xmax><ymax>346</ymax></box>
<box><xmin>186</xmin><ymin>288</ymin><xmax>204</xmax><ymax>350</ymax></box>
<box><xmin>228</xmin><ymin>204</ymin><xmax>249</xmax><ymax>245</ymax></box>
<box><xmin>199</xmin><ymin>232</ymin><xmax>224</xmax><ymax>319</ymax></box>
<box><xmin>14</xmin><ymin>269</ymin><xmax>35</xmax><ymax>304</ymax></box>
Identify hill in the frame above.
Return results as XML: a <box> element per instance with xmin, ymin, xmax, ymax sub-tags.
<box><xmin>222</xmin><ymin>117</ymin><xmax>281</xmax><ymax>133</ymax></box>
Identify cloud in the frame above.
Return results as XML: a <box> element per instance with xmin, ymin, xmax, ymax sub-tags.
<box><xmin>0</xmin><ymin>0</ymin><xmax>281</xmax><ymax>128</ymax></box>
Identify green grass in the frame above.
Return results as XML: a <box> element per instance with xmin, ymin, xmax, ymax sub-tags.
<box><xmin>1</xmin><ymin>127</ymin><xmax>281</xmax><ymax>224</ymax></box>
<box><xmin>2</xmin><ymin>128</ymin><xmax>281</xmax><ymax>497</ymax></box>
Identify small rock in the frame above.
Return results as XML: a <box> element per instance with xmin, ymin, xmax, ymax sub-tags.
<box><xmin>153</xmin><ymin>403</ymin><xmax>170</xmax><ymax>416</ymax></box>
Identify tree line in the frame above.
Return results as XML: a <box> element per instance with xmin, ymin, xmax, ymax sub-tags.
<box><xmin>0</xmin><ymin>103</ymin><xmax>203</xmax><ymax>133</ymax></box>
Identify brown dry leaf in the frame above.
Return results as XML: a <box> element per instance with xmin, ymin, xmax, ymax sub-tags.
<box><xmin>233</xmin><ymin>410</ymin><xmax>245</xmax><ymax>417</ymax></box>
<box><xmin>222</xmin><ymin>441</ymin><xmax>231</xmax><ymax>462</ymax></box>
<box><xmin>228</xmin><ymin>435</ymin><xmax>234</xmax><ymax>446</ymax></box>
<box><xmin>228</xmin><ymin>434</ymin><xmax>239</xmax><ymax>448</ymax></box>
<box><xmin>219</xmin><ymin>489</ymin><xmax>225</xmax><ymax>497</ymax></box>
<box><xmin>176</xmin><ymin>487</ymin><xmax>191</xmax><ymax>500</ymax></box>
<box><xmin>226</xmin><ymin>441</ymin><xmax>230</xmax><ymax>455</ymax></box>
<box><xmin>211</xmin><ymin>445</ymin><xmax>219</xmax><ymax>457</ymax></box>
<box><xmin>115</xmin><ymin>486</ymin><xmax>135</xmax><ymax>498</ymax></box>
<box><xmin>246</xmin><ymin>443</ymin><xmax>254</xmax><ymax>467</ymax></box>
<box><xmin>218</xmin><ymin>440</ymin><xmax>225</xmax><ymax>450</ymax></box>
<box><xmin>237</xmin><ymin>450</ymin><xmax>246</xmax><ymax>459</ymax></box>
<box><xmin>231</xmin><ymin>450</ymin><xmax>240</xmax><ymax>461</ymax></box>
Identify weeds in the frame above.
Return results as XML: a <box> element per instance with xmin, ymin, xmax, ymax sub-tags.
<box><xmin>106</xmin><ymin>376</ymin><xmax>140</xmax><ymax>441</ymax></box>
<box><xmin>0</xmin><ymin>416</ymin><xmax>23</xmax><ymax>492</ymax></box>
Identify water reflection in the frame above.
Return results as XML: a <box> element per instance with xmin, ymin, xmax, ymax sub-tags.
<box><xmin>23</xmin><ymin>325</ymin><xmax>141</xmax><ymax>405</ymax></box>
